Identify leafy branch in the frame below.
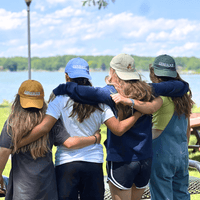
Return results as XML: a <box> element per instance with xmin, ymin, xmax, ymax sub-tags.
<box><xmin>82</xmin><ymin>0</ymin><xmax>115</xmax><ymax>9</ymax></box>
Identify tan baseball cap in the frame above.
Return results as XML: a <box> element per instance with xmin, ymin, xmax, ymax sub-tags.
<box><xmin>18</xmin><ymin>80</ymin><xmax>44</xmax><ymax>109</ymax></box>
<box><xmin>110</xmin><ymin>53</ymin><xmax>140</xmax><ymax>80</ymax></box>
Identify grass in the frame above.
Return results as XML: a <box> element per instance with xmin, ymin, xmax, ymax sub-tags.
<box><xmin>1</xmin><ymin>102</ymin><xmax>200</xmax><ymax>199</ymax></box>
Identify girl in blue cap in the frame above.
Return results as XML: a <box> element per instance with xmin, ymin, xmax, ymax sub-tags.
<box><xmin>111</xmin><ymin>54</ymin><xmax>194</xmax><ymax>200</ymax></box>
<box><xmin>17</xmin><ymin>57</ymin><xmax>143</xmax><ymax>200</ymax></box>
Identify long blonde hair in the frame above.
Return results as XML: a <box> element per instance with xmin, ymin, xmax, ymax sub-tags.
<box><xmin>107</xmin><ymin>68</ymin><xmax>154</xmax><ymax>120</ymax></box>
<box><xmin>7</xmin><ymin>94</ymin><xmax>49</xmax><ymax>159</ymax></box>
<box><xmin>150</xmin><ymin>67</ymin><xmax>194</xmax><ymax>118</ymax></box>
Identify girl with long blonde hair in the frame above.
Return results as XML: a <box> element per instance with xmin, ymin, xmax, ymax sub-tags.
<box><xmin>0</xmin><ymin>80</ymin><xmax>102</xmax><ymax>200</ymax></box>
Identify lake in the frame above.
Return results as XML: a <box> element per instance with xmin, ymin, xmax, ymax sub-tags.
<box><xmin>0</xmin><ymin>71</ymin><xmax>200</xmax><ymax>107</ymax></box>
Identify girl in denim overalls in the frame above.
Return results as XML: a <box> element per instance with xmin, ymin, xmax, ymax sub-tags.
<box><xmin>111</xmin><ymin>54</ymin><xmax>194</xmax><ymax>200</ymax></box>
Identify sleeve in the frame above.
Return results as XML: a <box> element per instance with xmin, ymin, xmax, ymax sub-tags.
<box><xmin>53</xmin><ymin>82</ymin><xmax>115</xmax><ymax>108</ymax></box>
<box><xmin>101</xmin><ymin>104</ymin><xmax>115</xmax><ymax>123</ymax></box>
<box><xmin>46</xmin><ymin>97</ymin><xmax>62</xmax><ymax>120</ymax></box>
<box><xmin>150</xmin><ymin>80</ymin><xmax>189</xmax><ymax>97</ymax></box>
<box><xmin>50</xmin><ymin>119</ymin><xmax>70</xmax><ymax>146</ymax></box>
<box><xmin>0</xmin><ymin>120</ymin><xmax>12</xmax><ymax>149</ymax></box>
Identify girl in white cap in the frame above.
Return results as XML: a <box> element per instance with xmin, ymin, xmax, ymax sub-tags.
<box><xmin>0</xmin><ymin>79</ymin><xmax>102</xmax><ymax>200</ymax></box>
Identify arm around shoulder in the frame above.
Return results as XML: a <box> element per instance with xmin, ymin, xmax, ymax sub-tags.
<box><xmin>63</xmin><ymin>130</ymin><xmax>101</xmax><ymax>149</ymax></box>
<box><xmin>18</xmin><ymin>115</ymin><xmax>57</xmax><ymax>148</ymax></box>
<box><xmin>133</xmin><ymin>97</ymin><xmax>163</xmax><ymax>114</ymax></box>
<box><xmin>104</xmin><ymin>111</ymin><xmax>142</xmax><ymax>136</ymax></box>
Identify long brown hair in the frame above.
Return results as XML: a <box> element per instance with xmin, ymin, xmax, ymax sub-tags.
<box><xmin>107</xmin><ymin>68</ymin><xmax>154</xmax><ymax>120</ymax></box>
<box><xmin>150</xmin><ymin>67</ymin><xmax>194</xmax><ymax>118</ymax></box>
<box><xmin>7</xmin><ymin>94</ymin><xmax>49</xmax><ymax>159</ymax></box>
<box><xmin>66</xmin><ymin>77</ymin><xmax>103</xmax><ymax>123</ymax></box>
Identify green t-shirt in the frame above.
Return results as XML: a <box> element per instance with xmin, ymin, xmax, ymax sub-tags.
<box><xmin>152</xmin><ymin>96</ymin><xmax>174</xmax><ymax>130</ymax></box>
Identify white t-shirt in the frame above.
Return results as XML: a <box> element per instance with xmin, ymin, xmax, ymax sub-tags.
<box><xmin>46</xmin><ymin>95</ymin><xmax>115</xmax><ymax>166</ymax></box>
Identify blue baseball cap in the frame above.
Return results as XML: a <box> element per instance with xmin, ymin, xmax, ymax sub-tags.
<box><xmin>65</xmin><ymin>57</ymin><xmax>91</xmax><ymax>80</ymax></box>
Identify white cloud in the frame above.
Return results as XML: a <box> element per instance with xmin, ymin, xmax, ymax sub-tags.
<box><xmin>1</xmin><ymin>2</ymin><xmax>200</xmax><ymax>58</ymax></box>
<box><xmin>46</xmin><ymin>0</ymin><xmax>67</xmax><ymax>3</ymax></box>
<box><xmin>157</xmin><ymin>42</ymin><xmax>200</xmax><ymax>57</ymax></box>
<box><xmin>44</xmin><ymin>0</ymin><xmax>82</xmax><ymax>7</ymax></box>
<box><xmin>0</xmin><ymin>9</ymin><xmax>26</xmax><ymax>30</ymax></box>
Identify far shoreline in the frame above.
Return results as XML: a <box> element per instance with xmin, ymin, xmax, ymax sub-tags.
<box><xmin>0</xmin><ymin>69</ymin><xmax>200</xmax><ymax>75</ymax></box>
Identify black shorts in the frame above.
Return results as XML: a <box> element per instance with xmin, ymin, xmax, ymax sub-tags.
<box><xmin>107</xmin><ymin>158</ymin><xmax>152</xmax><ymax>190</ymax></box>
<box><xmin>55</xmin><ymin>161</ymin><xmax>104</xmax><ymax>200</ymax></box>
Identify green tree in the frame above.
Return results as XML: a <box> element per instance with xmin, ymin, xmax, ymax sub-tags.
<box><xmin>3</xmin><ymin>59</ymin><xmax>18</xmax><ymax>71</ymax></box>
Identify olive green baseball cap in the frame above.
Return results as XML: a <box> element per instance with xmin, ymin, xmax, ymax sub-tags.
<box><xmin>152</xmin><ymin>54</ymin><xmax>177</xmax><ymax>78</ymax></box>
<box><xmin>110</xmin><ymin>53</ymin><xmax>140</xmax><ymax>80</ymax></box>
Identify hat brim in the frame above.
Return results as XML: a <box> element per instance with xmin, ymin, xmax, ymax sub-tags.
<box><xmin>153</xmin><ymin>67</ymin><xmax>177</xmax><ymax>78</ymax></box>
<box><xmin>68</xmin><ymin>72</ymin><xmax>92</xmax><ymax>80</ymax></box>
<box><xmin>115</xmin><ymin>71</ymin><xmax>141</xmax><ymax>80</ymax></box>
<box><xmin>20</xmin><ymin>97</ymin><xmax>44</xmax><ymax>109</ymax></box>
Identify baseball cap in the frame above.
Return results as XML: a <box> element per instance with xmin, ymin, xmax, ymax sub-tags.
<box><xmin>65</xmin><ymin>57</ymin><xmax>91</xmax><ymax>80</ymax></box>
<box><xmin>110</xmin><ymin>53</ymin><xmax>140</xmax><ymax>80</ymax></box>
<box><xmin>18</xmin><ymin>80</ymin><xmax>44</xmax><ymax>109</ymax></box>
<box><xmin>152</xmin><ymin>54</ymin><xmax>177</xmax><ymax>78</ymax></box>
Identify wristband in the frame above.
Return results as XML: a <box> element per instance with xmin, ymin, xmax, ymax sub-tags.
<box><xmin>130</xmin><ymin>99</ymin><xmax>135</xmax><ymax>115</ymax></box>
<box><xmin>93</xmin><ymin>135</ymin><xmax>97</xmax><ymax>144</ymax></box>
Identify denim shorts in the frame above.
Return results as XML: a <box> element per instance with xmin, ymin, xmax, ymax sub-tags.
<box><xmin>107</xmin><ymin>158</ymin><xmax>152</xmax><ymax>190</ymax></box>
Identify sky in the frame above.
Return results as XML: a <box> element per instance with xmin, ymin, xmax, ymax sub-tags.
<box><xmin>1</xmin><ymin>0</ymin><xmax>200</xmax><ymax>58</ymax></box>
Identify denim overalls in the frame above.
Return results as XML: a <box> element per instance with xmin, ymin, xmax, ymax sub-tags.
<box><xmin>149</xmin><ymin>114</ymin><xmax>190</xmax><ymax>200</ymax></box>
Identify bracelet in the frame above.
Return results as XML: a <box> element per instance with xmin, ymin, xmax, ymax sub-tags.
<box><xmin>130</xmin><ymin>98</ymin><xmax>135</xmax><ymax>115</ymax></box>
<box><xmin>93</xmin><ymin>135</ymin><xmax>97</xmax><ymax>144</ymax></box>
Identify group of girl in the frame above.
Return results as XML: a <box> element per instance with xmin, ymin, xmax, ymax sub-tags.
<box><xmin>0</xmin><ymin>53</ymin><xmax>193</xmax><ymax>200</ymax></box>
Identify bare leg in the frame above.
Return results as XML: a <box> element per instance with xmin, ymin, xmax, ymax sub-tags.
<box><xmin>131</xmin><ymin>184</ymin><xmax>145</xmax><ymax>200</ymax></box>
<box><xmin>109</xmin><ymin>181</ymin><xmax>131</xmax><ymax>200</ymax></box>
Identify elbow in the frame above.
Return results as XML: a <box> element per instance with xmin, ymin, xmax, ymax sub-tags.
<box><xmin>38</xmin><ymin>125</ymin><xmax>50</xmax><ymax>136</ymax></box>
<box><xmin>63</xmin><ymin>139</ymin><xmax>77</xmax><ymax>149</ymax></box>
<box><xmin>144</xmin><ymin>108</ymin><xmax>156</xmax><ymax>115</ymax></box>
<box><xmin>112</xmin><ymin>129</ymin><xmax>124</xmax><ymax>137</ymax></box>
<box><xmin>64</xmin><ymin>142</ymin><xmax>74</xmax><ymax>149</ymax></box>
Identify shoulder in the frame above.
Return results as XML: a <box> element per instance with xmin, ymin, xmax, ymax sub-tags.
<box><xmin>160</xmin><ymin>96</ymin><xmax>171</xmax><ymax>102</ymax></box>
<box><xmin>49</xmin><ymin>95</ymin><xmax>70</xmax><ymax>106</ymax></box>
<box><xmin>99</xmin><ymin>103</ymin><xmax>112</xmax><ymax>111</ymax></box>
<box><xmin>0</xmin><ymin>120</ymin><xmax>12</xmax><ymax>149</ymax></box>
<box><xmin>104</xmin><ymin>85</ymin><xmax>117</xmax><ymax>93</ymax></box>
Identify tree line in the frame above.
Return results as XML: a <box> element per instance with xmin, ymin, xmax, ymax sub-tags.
<box><xmin>0</xmin><ymin>55</ymin><xmax>200</xmax><ymax>72</ymax></box>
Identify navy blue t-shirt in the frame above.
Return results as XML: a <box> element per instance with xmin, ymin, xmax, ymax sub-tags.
<box><xmin>0</xmin><ymin>119</ymin><xmax>69</xmax><ymax>200</ymax></box>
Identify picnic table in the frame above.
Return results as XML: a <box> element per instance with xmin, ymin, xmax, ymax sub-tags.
<box><xmin>189</xmin><ymin>113</ymin><xmax>200</xmax><ymax>151</ymax></box>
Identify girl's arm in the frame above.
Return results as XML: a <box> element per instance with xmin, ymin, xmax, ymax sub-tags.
<box><xmin>63</xmin><ymin>130</ymin><xmax>101</xmax><ymax>149</ymax></box>
<box><xmin>111</xmin><ymin>93</ymin><xmax>163</xmax><ymax>114</ymax></box>
<box><xmin>18</xmin><ymin>115</ymin><xmax>57</xmax><ymax>148</ymax></box>
<box><xmin>104</xmin><ymin>111</ymin><xmax>142</xmax><ymax>136</ymax></box>
<box><xmin>18</xmin><ymin>116</ymin><xmax>102</xmax><ymax>150</ymax></box>
<box><xmin>150</xmin><ymin>80</ymin><xmax>189</xmax><ymax>97</ymax></box>
<box><xmin>0</xmin><ymin>147</ymin><xmax>11</xmax><ymax>192</ymax></box>
<box><xmin>53</xmin><ymin>82</ymin><xmax>115</xmax><ymax>107</ymax></box>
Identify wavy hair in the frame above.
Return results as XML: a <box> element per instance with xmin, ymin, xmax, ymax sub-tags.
<box><xmin>7</xmin><ymin>94</ymin><xmax>49</xmax><ymax>159</ymax></box>
<box><xmin>66</xmin><ymin>77</ymin><xmax>103</xmax><ymax>122</ymax></box>
<box><xmin>149</xmin><ymin>67</ymin><xmax>194</xmax><ymax>118</ymax></box>
<box><xmin>107</xmin><ymin>68</ymin><xmax>154</xmax><ymax>120</ymax></box>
